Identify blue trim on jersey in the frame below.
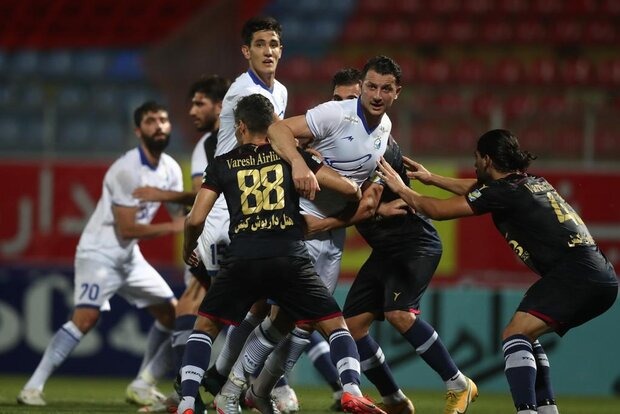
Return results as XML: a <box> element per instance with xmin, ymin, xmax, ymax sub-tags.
<box><xmin>247</xmin><ymin>69</ymin><xmax>273</xmax><ymax>93</ymax></box>
<box><xmin>356</xmin><ymin>98</ymin><xmax>378</xmax><ymax>134</ymax></box>
<box><xmin>138</xmin><ymin>146</ymin><xmax>158</xmax><ymax>170</ymax></box>
<box><xmin>191</xmin><ymin>172</ymin><xmax>203</xmax><ymax>178</ymax></box>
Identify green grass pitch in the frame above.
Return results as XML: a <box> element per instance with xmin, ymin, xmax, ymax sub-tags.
<box><xmin>0</xmin><ymin>375</ymin><xmax>618</xmax><ymax>413</ymax></box>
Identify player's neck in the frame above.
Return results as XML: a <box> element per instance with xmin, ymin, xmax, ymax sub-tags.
<box><xmin>244</xmin><ymin>134</ymin><xmax>269</xmax><ymax>146</ymax></box>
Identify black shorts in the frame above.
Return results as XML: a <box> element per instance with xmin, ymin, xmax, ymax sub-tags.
<box><xmin>198</xmin><ymin>255</ymin><xmax>342</xmax><ymax>325</ymax></box>
<box><xmin>343</xmin><ymin>251</ymin><xmax>441</xmax><ymax>320</ymax></box>
<box><xmin>518</xmin><ymin>260</ymin><xmax>618</xmax><ymax>336</ymax></box>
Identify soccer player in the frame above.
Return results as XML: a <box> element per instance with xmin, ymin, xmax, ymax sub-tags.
<box><xmin>331</xmin><ymin>67</ymin><xmax>363</xmax><ymax>101</ymax></box>
<box><xmin>134</xmin><ymin>76</ymin><xmax>231</xmax><ymax>413</ymax></box>
<box><xmin>176</xmin><ymin>93</ymin><xmax>386</xmax><ymax>414</ymax></box>
<box><xmin>376</xmin><ymin>129</ymin><xmax>618</xmax><ymax>414</ymax></box>
<box><xmin>305</xmin><ymin>68</ymin><xmax>476</xmax><ymax>414</ymax></box>
<box><xmin>17</xmin><ymin>101</ymin><xmax>185</xmax><ymax>407</ymax></box>
<box><xmin>221</xmin><ymin>55</ymin><xmax>402</xmax><ymax>410</ymax></box>
<box><xmin>200</xmin><ymin>15</ymin><xmax>295</xmax><ymax>408</ymax></box>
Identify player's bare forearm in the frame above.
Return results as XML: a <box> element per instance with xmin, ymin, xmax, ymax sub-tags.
<box><xmin>426</xmin><ymin>174</ymin><xmax>477</xmax><ymax>196</ymax></box>
<box><xmin>403</xmin><ymin>156</ymin><xmax>476</xmax><ymax>195</ymax></box>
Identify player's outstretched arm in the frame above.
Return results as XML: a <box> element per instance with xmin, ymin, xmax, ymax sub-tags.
<box><xmin>183</xmin><ymin>188</ymin><xmax>218</xmax><ymax>266</ymax></box>
<box><xmin>133</xmin><ymin>186</ymin><xmax>197</xmax><ymax>206</ymax></box>
<box><xmin>377</xmin><ymin>157</ymin><xmax>475</xmax><ymax>221</ymax></box>
<box><xmin>403</xmin><ymin>156</ymin><xmax>477</xmax><ymax>196</ymax></box>
<box><xmin>268</xmin><ymin>116</ymin><xmax>320</xmax><ymax>200</ymax></box>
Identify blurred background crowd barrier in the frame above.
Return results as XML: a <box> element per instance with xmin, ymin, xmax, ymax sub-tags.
<box><xmin>1</xmin><ymin>0</ymin><xmax>619</xmax><ymax>396</ymax></box>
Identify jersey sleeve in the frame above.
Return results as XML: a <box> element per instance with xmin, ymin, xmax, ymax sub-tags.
<box><xmin>201</xmin><ymin>162</ymin><xmax>222</xmax><ymax>194</ymax></box>
<box><xmin>191</xmin><ymin>135</ymin><xmax>208</xmax><ymax>178</ymax></box>
<box><xmin>466</xmin><ymin>180</ymin><xmax>512</xmax><ymax>214</ymax></box>
<box><xmin>107</xmin><ymin>164</ymin><xmax>140</xmax><ymax>208</ymax></box>
<box><xmin>305</xmin><ymin>101</ymin><xmax>343</xmax><ymax>144</ymax></box>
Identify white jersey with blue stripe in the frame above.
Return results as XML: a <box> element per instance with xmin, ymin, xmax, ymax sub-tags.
<box><xmin>302</xmin><ymin>98</ymin><xmax>391</xmax><ymax>218</ymax></box>
<box><xmin>215</xmin><ymin>70</ymin><xmax>287</xmax><ymax>157</ymax></box>
<box><xmin>76</xmin><ymin>146</ymin><xmax>184</xmax><ymax>263</ymax></box>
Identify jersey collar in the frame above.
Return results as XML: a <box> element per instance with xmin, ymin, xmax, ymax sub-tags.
<box><xmin>138</xmin><ymin>145</ymin><xmax>158</xmax><ymax>171</ymax></box>
<box><xmin>356</xmin><ymin>98</ymin><xmax>381</xmax><ymax>135</ymax></box>
<box><xmin>247</xmin><ymin>69</ymin><xmax>274</xmax><ymax>93</ymax></box>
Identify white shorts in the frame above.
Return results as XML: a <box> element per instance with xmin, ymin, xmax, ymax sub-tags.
<box><xmin>304</xmin><ymin>227</ymin><xmax>346</xmax><ymax>294</ymax></box>
<box><xmin>74</xmin><ymin>249</ymin><xmax>175</xmax><ymax>311</ymax></box>
<box><xmin>196</xmin><ymin>205</ymin><xmax>230</xmax><ymax>274</ymax></box>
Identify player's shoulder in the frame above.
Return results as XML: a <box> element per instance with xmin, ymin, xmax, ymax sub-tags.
<box><xmin>111</xmin><ymin>147</ymin><xmax>140</xmax><ymax>169</ymax></box>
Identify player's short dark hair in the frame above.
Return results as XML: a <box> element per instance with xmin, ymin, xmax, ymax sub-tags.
<box><xmin>241</xmin><ymin>16</ymin><xmax>282</xmax><ymax>46</ymax></box>
<box><xmin>234</xmin><ymin>94</ymin><xmax>274</xmax><ymax>133</ymax></box>
<box><xmin>189</xmin><ymin>75</ymin><xmax>231</xmax><ymax>103</ymax></box>
<box><xmin>133</xmin><ymin>101</ymin><xmax>167</xmax><ymax>127</ymax></box>
<box><xmin>477</xmin><ymin>129</ymin><xmax>537</xmax><ymax>173</ymax></box>
<box><xmin>331</xmin><ymin>68</ymin><xmax>362</xmax><ymax>90</ymax></box>
<box><xmin>361</xmin><ymin>55</ymin><xmax>402</xmax><ymax>85</ymax></box>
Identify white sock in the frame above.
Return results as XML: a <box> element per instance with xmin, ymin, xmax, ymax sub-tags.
<box><xmin>223</xmin><ymin>318</ymin><xmax>284</xmax><ymax>396</ymax></box>
<box><xmin>215</xmin><ymin>312</ymin><xmax>261</xmax><ymax>376</ymax></box>
<box><xmin>445</xmin><ymin>370</ymin><xmax>468</xmax><ymax>391</ymax></box>
<box><xmin>253</xmin><ymin>328</ymin><xmax>311</xmax><ymax>397</ymax></box>
<box><xmin>138</xmin><ymin>337</ymin><xmax>173</xmax><ymax>385</ymax></box>
<box><xmin>138</xmin><ymin>321</ymin><xmax>171</xmax><ymax>377</ymax></box>
<box><xmin>24</xmin><ymin>321</ymin><xmax>83</xmax><ymax>390</ymax></box>
<box><xmin>538</xmin><ymin>405</ymin><xmax>559</xmax><ymax>414</ymax></box>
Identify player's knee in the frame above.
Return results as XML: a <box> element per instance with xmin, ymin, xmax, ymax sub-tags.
<box><xmin>385</xmin><ymin>310</ymin><xmax>415</xmax><ymax>333</ymax></box>
<box><xmin>71</xmin><ymin>310</ymin><xmax>100</xmax><ymax>333</ymax></box>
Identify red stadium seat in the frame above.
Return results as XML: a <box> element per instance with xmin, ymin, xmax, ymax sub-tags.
<box><xmin>560</xmin><ymin>58</ymin><xmax>594</xmax><ymax>85</ymax></box>
<box><xmin>539</xmin><ymin>94</ymin><xmax>569</xmax><ymax>115</ymax></box>
<box><xmin>594</xmin><ymin>130</ymin><xmax>620</xmax><ymax>158</ymax></box>
<box><xmin>358</xmin><ymin>0</ymin><xmax>388</xmax><ymax>15</ymax></box>
<box><xmin>497</xmin><ymin>0</ymin><xmax>530</xmax><ymax>14</ymax></box>
<box><xmin>596</xmin><ymin>58</ymin><xmax>620</xmax><ymax>86</ymax></box>
<box><xmin>601</xmin><ymin>0</ymin><xmax>620</xmax><ymax>15</ymax></box>
<box><xmin>394</xmin><ymin>0</ymin><xmax>424</xmax><ymax>15</ymax></box>
<box><xmin>519</xmin><ymin>127</ymin><xmax>551</xmax><ymax>155</ymax></box>
<box><xmin>492</xmin><ymin>58</ymin><xmax>524</xmax><ymax>84</ymax></box>
<box><xmin>341</xmin><ymin>17</ymin><xmax>376</xmax><ymax>43</ymax></box>
<box><xmin>446</xmin><ymin>19</ymin><xmax>477</xmax><ymax>43</ymax></box>
<box><xmin>463</xmin><ymin>0</ymin><xmax>495</xmax><ymax>15</ymax></box>
<box><xmin>583</xmin><ymin>20</ymin><xmax>616</xmax><ymax>44</ymax></box>
<box><xmin>410</xmin><ymin>18</ymin><xmax>444</xmax><ymax>44</ymax></box>
<box><xmin>417</xmin><ymin>58</ymin><xmax>451</xmax><ymax>83</ymax></box>
<box><xmin>278</xmin><ymin>56</ymin><xmax>313</xmax><ymax>83</ymax></box>
<box><xmin>549</xmin><ymin>126</ymin><xmax>583</xmax><ymax>157</ymax></box>
<box><xmin>471</xmin><ymin>93</ymin><xmax>502</xmax><ymax>119</ymax></box>
<box><xmin>434</xmin><ymin>92</ymin><xmax>468</xmax><ymax>114</ymax></box>
<box><xmin>550</xmin><ymin>19</ymin><xmax>583</xmax><ymax>44</ymax></box>
<box><xmin>526</xmin><ymin>58</ymin><xmax>558</xmax><ymax>84</ymax></box>
<box><xmin>503</xmin><ymin>95</ymin><xmax>538</xmax><ymax>120</ymax></box>
<box><xmin>428</xmin><ymin>0</ymin><xmax>460</xmax><ymax>15</ymax></box>
<box><xmin>454</xmin><ymin>58</ymin><xmax>487</xmax><ymax>84</ymax></box>
<box><xmin>531</xmin><ymin>0</ymin><xmax>564</xmax><ymax>15</ymax></box>
<box><xmin>480</xmin><ymin>20</ymin><xmax>514</xmax><ymax>44</ymax></box>
<box><xmin>377</xmin><ymin>19</ymin><xmax>410</xmax><ymax>43</ymax></box>
<box><xmin>565</xmin><ymin>0</ymin><xmax>598</xmax><ymax>15</ymax></box>
<box><xmin>312</xmin><ymin>55</ymin><xmax>348</xmax><ymax>83</ymax></box>
<box><xmin>395</xmin><ymin>56</ymin><xmax>417</xmax><ymax>84</ymax></box>
<box><xmin>514</xmin><ymin>20</ymin><xmax>547</xmax><ymax>43</ymax></box>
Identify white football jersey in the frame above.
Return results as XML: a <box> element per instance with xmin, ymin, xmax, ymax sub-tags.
<box><xmin>190</xmin><ymin>131</ymin><xmax>212</xmax><ymax>179</ymax></box>
<box><xmin>76</xmin><ymin>146</ymin><xmax>184</xmax><ymax>263</ymax></box>
<box><xmin>211</xmin><ymin>69</ymin><xmax>287</xmax><ymax>214</ymax></box>
<box><xmin>302</xmin><ymin>98</ymin><xmax>392</xmax><ymax>218</ymax></box>
<box><xmin>215</xmin><ymin>70</ymin><xmax>287</xmax><ymax>157</ymax></box>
